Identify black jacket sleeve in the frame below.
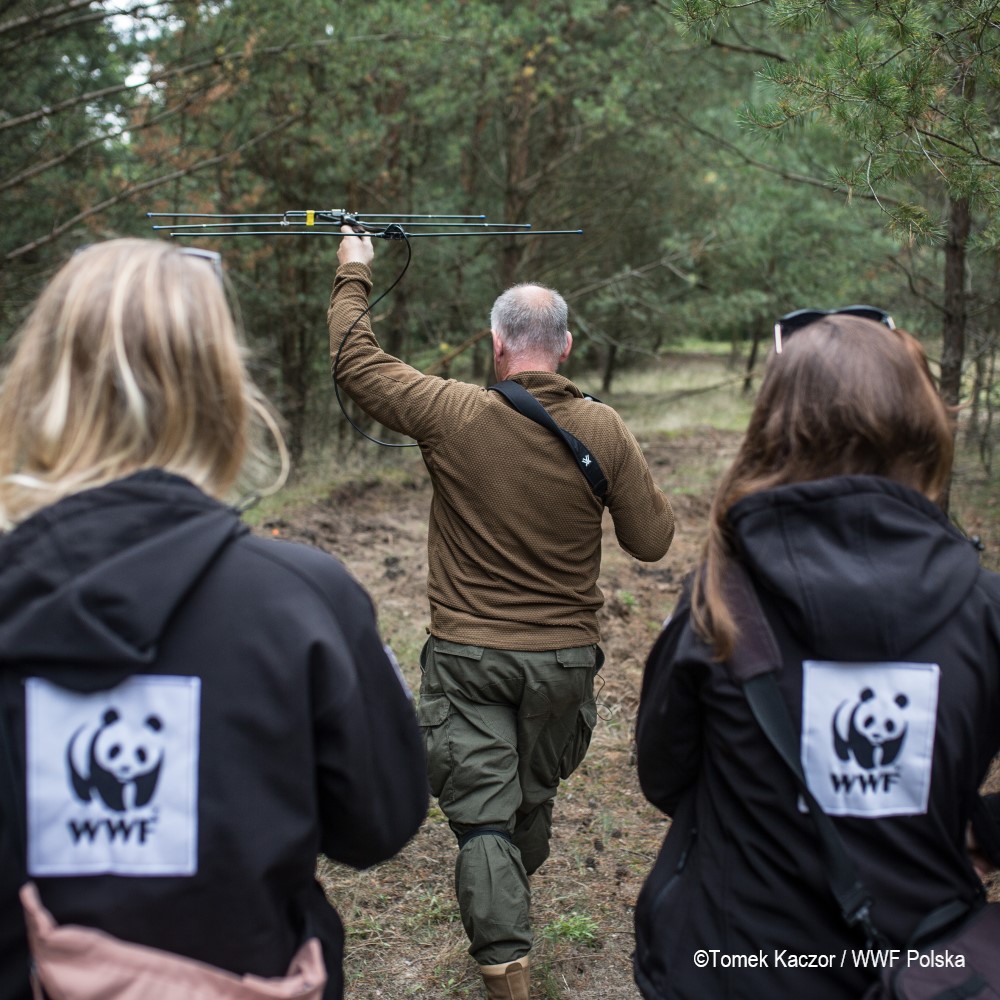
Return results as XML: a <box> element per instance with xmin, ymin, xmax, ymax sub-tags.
<box><xmin>636</xmin><ymin>587</ymin><xmax>707</xmax><ymax>816</ymax></box>
<box><xmin>308</xmin><ymin>573</ymin><xmax>428</xmax><ymax>869</ymax></box>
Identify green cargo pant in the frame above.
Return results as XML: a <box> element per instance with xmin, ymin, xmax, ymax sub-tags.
<box><xmin>417</xmin><ymin>637</ymin><xmax>600</xmax><ymax>965</ymax></box>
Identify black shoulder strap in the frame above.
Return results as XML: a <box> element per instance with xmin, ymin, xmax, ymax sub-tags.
<box><xmin>488</xmin><ymin>380</ymin><xmax>608</xmax><ymax>501</ymax></box>
<box><xmin>724</xmin><ymin>561</ymin><xmax>887</xmax><ymax>946</ymax></box>
<box><xmin>0</xmin><ymin>678</ymin><xmax>28</xmax><ymax>888</ymax></box>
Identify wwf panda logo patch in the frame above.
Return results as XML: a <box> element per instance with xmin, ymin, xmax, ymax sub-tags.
<box><xmin>67</xmin><ymin>708</ymin><xmax>166</xmax><ymax>812</ymax></box>
<box><xmin>800</xmin><ymin>661</ymin><xmax>939</xmax><ymax>818</ymax></box>
<box><xmin>26</xmin><ymin>675</ymin><xmax>200</xmax><ymax>877</ymax></box>
<box><xmin>832</xmin><ymin>687</ymin><xmax>909</xmax><ymax>770</ymax></box>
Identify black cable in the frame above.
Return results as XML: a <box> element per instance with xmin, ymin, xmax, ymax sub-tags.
<box><xmin>331</xmin><ymin>235</ymin><xmax>419</xmax><ymax>448</ymax></box>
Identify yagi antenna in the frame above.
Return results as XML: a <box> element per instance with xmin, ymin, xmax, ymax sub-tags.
<box><xmin>147</xmin><ymin>209</ymin><xmax>584</xmax><ymax>240</ymax></box>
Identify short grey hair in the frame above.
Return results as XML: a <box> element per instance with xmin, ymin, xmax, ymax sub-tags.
<box><xmin>490</xmin><ymin>283</ymin><xmax>568</xmax><ymax>359</ymax></box>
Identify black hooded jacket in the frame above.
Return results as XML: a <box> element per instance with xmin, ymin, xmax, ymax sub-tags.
<box><xmin>0</xmin><ymin>470</ymin><xmax>428</xmax><ymax>1000</ymax></box>
<box><xmin>634</xmin><ymin>475</ymin><xmax>1000</xmax><ymax>999</ymax></box>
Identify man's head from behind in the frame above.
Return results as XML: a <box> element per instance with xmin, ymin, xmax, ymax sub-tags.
<box><xmin>490</xmin><ymin>284</ymin><xmax>571</xmax><ymax>376</ymax></box>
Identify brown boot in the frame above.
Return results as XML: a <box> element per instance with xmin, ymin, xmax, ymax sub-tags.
<box><xmin>480</xmin><ymin>958</ymin><xmax>530</xmax><ymax>1000</ymax></box>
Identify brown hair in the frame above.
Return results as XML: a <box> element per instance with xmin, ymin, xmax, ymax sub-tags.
<box><xmin>692</xmin><ymin>314</ymin><xmax>954</xmax><ymax>659</ymax></box>
<box><xmin>0</xmin><ymin>239</ymin><xmax>288</xmax><ymax>527</ymax></box>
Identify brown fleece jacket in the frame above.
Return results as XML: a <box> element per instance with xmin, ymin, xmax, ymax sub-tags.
<box><xmin>328</xmin><ymin>261</ymin><xmax>675</xmax><ymax>650</ymax></box>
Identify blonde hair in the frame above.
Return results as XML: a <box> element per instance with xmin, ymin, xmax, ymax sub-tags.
<box><xmin>0</xmin><ymin>239</ymin><xmax>288</xmax><ymax>528</ymax></box>
<box><xmin>692</xmin><ymin>314</ymin><xmax>955</xmax><ymax>660</ymax></box>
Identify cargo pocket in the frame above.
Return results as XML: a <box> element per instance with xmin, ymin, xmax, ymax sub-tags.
<box><xmin>558</xmin><ymin>696</ymin><xmax>597</xmax><ymax>779</ymax></box>
<box><xmin>431</xmin><ymin>639</ymin><xmax>485</xmax><ymax>661</ymax></box>
<box><xmin>556</xmin><ymin>646</ymin><xmax>599</xmax><ymax>780</ymax></box>
<box><xmin>416</xmin><ymin>694</ymin><xmax>452</xmax><ymax>798</ymax></box>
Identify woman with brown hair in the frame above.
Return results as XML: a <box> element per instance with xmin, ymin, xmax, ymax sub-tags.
<box><xmin>633</xmin><ymin>309</ymin><xmax>1000</xmax><ymax>998</ymax></box>
<box><xmin>0</xmin><ymin>240</ymin><xmax>427</xmax><ymax>1000</ymax></box>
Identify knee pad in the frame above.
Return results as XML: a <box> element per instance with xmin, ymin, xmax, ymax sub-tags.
<box><xmin>458</xmin><ymin>826</ymin><xmax>514</xmax><ymax>850</ymax></box>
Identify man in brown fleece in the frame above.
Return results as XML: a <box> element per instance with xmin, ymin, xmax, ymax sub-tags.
<box><xmin>328</xmin><ymin>229</ymin><xmax>674</xmax><ymax>1000</ymax></box>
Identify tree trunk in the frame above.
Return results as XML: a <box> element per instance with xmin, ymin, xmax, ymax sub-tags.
<box><xmin>938</xmin><ymin>193</ymin><xmax>971</xmax><ymax>513</ymax></box>
<box><xmin>743</xmin><ymin>323</ymin><xmax>764</xmax><ymax>395</ymax></box>
<box><xmin>602</xmin><ymin>342</ymin><xmax>618</xmax><ymax>394</ymax></box>
<box><xmin>940</xmin><ymin>195</ymin><xmax>970</xmax><ymax>408</ymax></box>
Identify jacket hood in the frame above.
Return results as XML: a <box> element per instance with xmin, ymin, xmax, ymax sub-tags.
<box><xmin>728</xmin><ymin>475</ymin><xmax>982</xmax><ymax>659</ymax></box>
<box><xmin>0</xmin><ymin>471</ymin><xmax>246</xmax><ymax>683</ymax></box>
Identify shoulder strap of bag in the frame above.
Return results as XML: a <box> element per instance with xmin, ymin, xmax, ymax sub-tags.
<box><xmin>0</xmin><ymin>681</ymin><xmax>27</xmax><ymax>884</ymax></box>
<box><xmin>488</xmin><ymin>380</ymin><xmax>608</xmax><ymax>501</ymax></box>
<box><xmin>0</xmin><ymin>679</ymin><xmax>39</xmax><ymax>994</ymax></box>
<box><xmin>723</xmin><ymin>561</ymin><xmax>888</xmax><ymax>947</ymax></box>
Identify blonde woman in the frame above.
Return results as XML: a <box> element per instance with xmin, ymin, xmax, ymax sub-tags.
<box><xmin>0</xmin><ymin>240</ymin><xmax>427</xmax><ymax>1000</ymax></box>
<box><xmin>634</xmin><ymin>310</ymin><xmax>1000</xmax><ymax>999</ymax></box>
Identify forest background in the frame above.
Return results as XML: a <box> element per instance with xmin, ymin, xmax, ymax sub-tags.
<box><xmin>6</xmin><ymin>0</ymin><xmax>1000</xmax><ymax>473</ymax></box>
<box><xmin>4</xmin><ymin>2</ymin><xmax>1000</xmax><ymax>997</ymax></box>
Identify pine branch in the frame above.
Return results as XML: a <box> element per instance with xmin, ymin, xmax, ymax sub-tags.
<box><xmin>0</xmin><ymin>0</ymin><xmax>94</xmax><ymax>38</ymax></box>
<box><xmin>670</xmin><ymin>108</ymin><xmax>903</xmax><ymax>207</ymax></box>
<box><xmin>4</xmin><ymin>113</ymin><xmax>304</xmax><ymax>261</ymax></box>
<box><xmin>0</xmin><ymin>6</ymin><xmax>161</xmax><ymax>53</ymax></box>
<box><xmin>0</xmin><ymin>37</ymin><xmax>335</xmax><ymax>135</ymax></box>
<box><xmin>709</xmin><ymin>36</ymin><xmax>788</xmax><ymax>62</ymax></box>
<box><xmin>914</xmin><ymin>125</ymin><xmax>1000</xmax><ymax>169</ymax></box>
<box><xmin>0</xmin><ymin>88</ymin><xmax>214</xmax><ymax>194</ymax></box>
<box><xmin>886</xmin><ymin>256</ymin><xmax>945</xmax><ymax>314</ymax></box>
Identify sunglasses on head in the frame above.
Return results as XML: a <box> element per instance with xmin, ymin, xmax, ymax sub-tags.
<box><xmin>175</xmin><ymin>246</ymin><xmax>225</xmax><ymax>284</ymax></box>
<box><xmin>773</xmin><ymin>305</ymin><xmax>894</xmax><ymax>354</ymax></box>
<box><xmin>74</xmin><ymin>244</ymin><xmax>224</xmax><ymax>285</ymax></box>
